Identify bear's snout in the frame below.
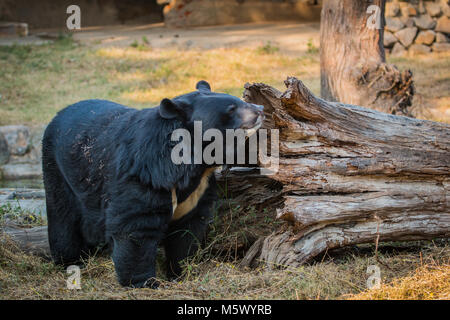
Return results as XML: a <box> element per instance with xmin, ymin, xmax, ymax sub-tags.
<box><xmin>239</xmin><ymin>103</ymin><xmax>265</xmax><ymax>130</ymax></box>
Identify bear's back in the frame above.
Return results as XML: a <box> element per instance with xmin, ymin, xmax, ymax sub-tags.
<box><xmin>44</xmin><ymin>99</ymin><xmax>135</xmax><ymax>151</ymax></box>
<box><xmin>55</xmin><ymin>99</ymin><xmax>133</xmax><ymax>128</ymax></box>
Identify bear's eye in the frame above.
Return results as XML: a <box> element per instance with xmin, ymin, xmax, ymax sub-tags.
<box><xmin>226</xmin><ymin>105</ymin><xmax>237</xmax><ymax>115</ymax></box>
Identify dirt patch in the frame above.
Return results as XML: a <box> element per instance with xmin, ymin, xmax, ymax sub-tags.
<box><xmin>68</xmin><ymin>22</ymin><xmax>320</xmax><ymax>56</ymax></box>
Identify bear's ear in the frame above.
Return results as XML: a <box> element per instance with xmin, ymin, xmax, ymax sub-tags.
<box><xmin>196</xmin><ymin>80</ymin><xmax>211</xmax><ymax>92</ymax></box>
<box><xmin>159</xmin><ymin>98</ymin><xmax>185</xmax><ymax>120</ymax></box>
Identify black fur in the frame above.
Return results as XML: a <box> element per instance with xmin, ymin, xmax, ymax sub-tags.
<box><xmin>42</xmin><ymin>81</ymin><xmax>263</xmax><ymax>288</ymax></box>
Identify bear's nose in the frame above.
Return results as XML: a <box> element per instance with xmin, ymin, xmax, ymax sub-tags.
<box><xmin>251</xmin><ymin>104</ymin><xmax>265</xmax><ymax>119</ymax></box>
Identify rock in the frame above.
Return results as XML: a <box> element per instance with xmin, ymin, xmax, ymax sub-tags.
<box><xmin>409</xmin><ymin>43</ymin><xmax>432</xmax><ymax>54</ymax></box>
<box><xmin>27</xmin><ymin>126</ymin><xmax>45</xmax><ymax>164</ymax></box>
<box><xmin>0</xmin><ymin>133</ymin><xmax>9</xmax><ymax>165</ymax></box>
<box><xmin>413</xmin><ymin>14</ymin><xmax>437</xmax><ymax>29</ymax></box>
<box><xmin>384</xmin><ymin>31</ymin><xmax>398</xmax><ymax>47</ymax></box>
<box><xmin>0</xmin><ymin>22</ymin><xmax>28</xmax><ymax>37</ymax></box>
<box><xmin>386</xmin><ymin>17</ymin><xmax>405</xmax><ymax>33</ymax></box>
<box><xmin>0</xmin><ymin>163</ymin><xmax>42</xmax><ymax>180</ymax></box>
<box><xmin>436</xmin><ymin>32</ymin><xmax>449</xmax><ymax>43</ymax></box>
<box><xmin>436</xmin><ymin>16</ymin><xmax>450</xmax><ymax>34</ymax></box>
<box><xmin>425</xmin><ymin>2</ymin><xmax>442</xmax><ymax>17</ymax></box>
<box><xmin>386</xmin><ymin>2</ymin><xmax>401</xmax><ymax>17</ymax></box>
<box><xmin>391</xmin><ymin>42</ymin><xmax>407</xmax><ymax>57</ymax></box>
<box><xmin>395</xmin><ymin>27</ymin><xmax>418</xmax><ymax>47</ymax></box>
<box><xmin>0</xmin><ymin>125</ymin><xmax>30</xmax><ymax>156</ymax></box>
<box><xmin>400</xmin><ymin>4</ymin><xmax>417</xmax><ymax>17</ymax></box>
<box><xmin>432</xmin><ymin>42</ymin><xmax>450</xmax><ymax>52</ymax></box>
<box><xmin>418</xmin><ymin>1</ymin><xmax>426</xmax><ymax>15</ymax></box>
<box><xmin>5</xmin><ymin>189</ymin><xmax>45</xmax><ymax>200</ymax></box>
<box><xmin>184</xmin><ymin>40</ymin><xmax>194</xmax><ymax>48</ymax></box>
<box><xmin>415</xmin><ymin>30</ymin><xmax>436</xmax><ymax>45</ymax></box>
<box><xmin>443</xmin><ymin>3</ymin><xmax>450</xmax><ymax>18</ymax></box>
<box><xmin>400</xmin><ymin>16</ymin><xmax>415</xmax><ymax>28</ymax></box>
<box><xmin>0</xmin><ymin>126</ymin><xmax>45</xmax><ymax>165</ymax></box>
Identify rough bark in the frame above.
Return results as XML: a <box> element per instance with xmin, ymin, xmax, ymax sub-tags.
<box><xmin>320</xmin><ymin>0</ymin><xmax>414</xmax><ymax>116</ymax></box>
<box><xmin>1</xmin><ymin>221</ymin><xmax>50</xmax><ymax>257</ymax></box>
<box><xmin>242</xmin><ymin>77</ymin><xmax>450</xmax><ymax>268</ymax></box>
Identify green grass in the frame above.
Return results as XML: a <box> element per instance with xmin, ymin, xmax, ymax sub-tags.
<box><xmin>306</xmin><ymin>38</ymin><xmax>319</xmax><ymax>54</ymax></box>
<box><xmin>256</xmin><ymin>41</ymin><xmax>280</xmax><ymax>55</ymax></box>
<box><xmin>0</xmin><ymin>201</ymin><xmax>44</xmax><ymax>227</ymax></box>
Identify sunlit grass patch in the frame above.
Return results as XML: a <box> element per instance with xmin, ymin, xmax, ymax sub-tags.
<box><xmin>388</xmin><ymin>51</ymin><xmax>450</xmax><ymax>123</ymax></box>
<box><xmin>0</xmin><ymin>42</ymin><xmax>318</xmax><ymax>125</ymax></box>
<box><xmin>110</xmin><ymin>46</ymin><xmax>318</xmax><ymax>105</ymax></box>
<box><xmin>348</xmin><ymin>264</ymin><xmax>450</xmax><ymax>300</ymax></box>
<box><xmin>97</xmin><ymin>47</ymin><xmax>156</xmax><ymax>60</ymax></box>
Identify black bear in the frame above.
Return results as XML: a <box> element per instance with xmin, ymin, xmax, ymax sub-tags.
<box><xmin>42</xmin><ymin>81</ymin><xmax>264</xmax><ymax>288</ymax></box>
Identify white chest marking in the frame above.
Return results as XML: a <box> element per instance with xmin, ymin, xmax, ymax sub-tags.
<box><xmin>171</xmin><ymin>167</ymin><xmax>216</xmax><ymax>221</ymax></box>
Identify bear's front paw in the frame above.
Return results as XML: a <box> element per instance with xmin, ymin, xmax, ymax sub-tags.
<box><xmin>142</xmin><ymin>277</ymin><xmax>160</xmax><ymax>289</ymax></box>
<box><xmin>125</xmin><ymin>277</ymin><xmax>160</xmax><ymax>289</ymax></box>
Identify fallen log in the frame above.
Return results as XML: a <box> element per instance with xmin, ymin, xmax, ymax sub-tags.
<box><xmin>242</xmin><ymin>77</ymin><xmax>450</xmax><ymax>268</ymax></box>
<box><xmin>1</xmin><ymin>221</ymin><xmax>50</xmax><ymax>257</ymax></box>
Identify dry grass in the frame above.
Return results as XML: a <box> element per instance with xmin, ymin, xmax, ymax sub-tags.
<box><xmin>390</xmin><ymin>52</ymin><xmax>450</xmax><ymax>123</ymax></box>
<box><xmin>1</xmin><ymin>210</ymin><xmax>449</xmax><ymax>300</ymax></box>
<box><xmin>349</xmin><ymin>264</ymin><xmax>449</xmax><ymax>300</ymax></box>
<box><xmin>0</xmin><ymin>36</ymin><xmax>318</xmax><ymax>125</ymax></box>
<box><xmin>0</xmin><ymin>36</ymin><xmax>448</xmax><ymax>125</ymax></box>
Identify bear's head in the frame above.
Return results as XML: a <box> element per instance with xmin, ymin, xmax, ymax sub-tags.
<box><xmin>148</xmin><ymin>81</ymin><xmax>264</xmax><ymax>190</ymax></box>
<box><xmin>159</xmin><ymin>80</ymin><xmax>264</xmax><ymax>136</ymax></box>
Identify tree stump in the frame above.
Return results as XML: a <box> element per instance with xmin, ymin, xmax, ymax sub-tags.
<box><xmin>242</xmin><ymin>77</ymin><xmax>450</xmax><ymax>268</ymax></box>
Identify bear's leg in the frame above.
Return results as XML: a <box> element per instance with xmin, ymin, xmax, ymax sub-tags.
<box><xmin>163</xmin><ymin>195</ymin><xmax>214</xmax><ymax>280</ymax></box>
<box><xmin>44</xmin><ymin>164</ymin><xmax>87</xmax><ymax>266</ymax></box>
<box><xmin>111</xmin><ymin>235</ymin><xmax>161</xmax><ymax>288</ymax></box>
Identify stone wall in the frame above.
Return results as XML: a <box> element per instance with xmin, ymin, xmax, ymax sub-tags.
<box><xmin>385</xmin><ymin>0</ymin><xmax>450</xmax><ymax>56</ymax></box>
<box><xmin>163</xmin><ymin>0</ymin><xmax>322</xmax><ymax>28</ymax></box>
<box><xmin>0</xmin><ymin>125</ymin><xmax>44</xmax><ymax>181</ymax></box>
<box><xmin>0</xmin><ymin>0</ymin><xmax>163</xmax><ymax>29</ymax></box>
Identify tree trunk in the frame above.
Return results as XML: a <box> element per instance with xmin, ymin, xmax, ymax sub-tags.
<box><xmin>242</xmin><ymin>77</ymin><xmax>450</xmax><ymax>268</ymax></box>
<box><xmin>320</xmin><ymin>0</ymin><xmax>414</xmax><ymax>116</ymax></box>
